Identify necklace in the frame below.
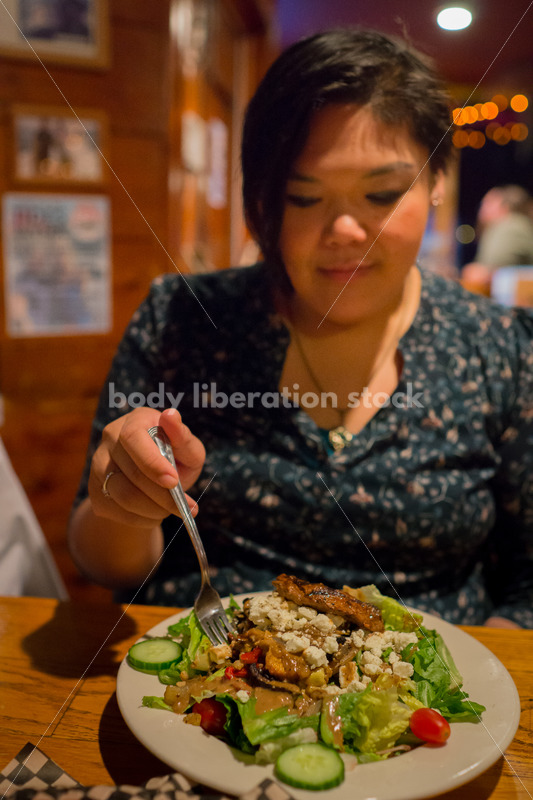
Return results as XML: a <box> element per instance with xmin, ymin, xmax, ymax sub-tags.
<box><xmin>288</xmin><ymin>275</ymin><xmax>419</xmax><ymax>452</ymax></box>
<box><xmin>290</xmin><ymin>325</ymin><xmax>354</xmax><ymax>451</ymax></box>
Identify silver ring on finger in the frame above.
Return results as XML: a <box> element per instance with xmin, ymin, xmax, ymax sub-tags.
<box><xmin>102</xmin><ymin>470</ymin><xmax>119</xmax><ymax>498</ymax></box>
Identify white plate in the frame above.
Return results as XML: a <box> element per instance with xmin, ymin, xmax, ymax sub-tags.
<box><xmin>116</xmin><ymin>594</ymin><xmax>520</xmax><ymax>800</ymax></box>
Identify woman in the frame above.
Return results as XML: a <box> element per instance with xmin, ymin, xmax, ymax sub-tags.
<box><xmin>68</xmin><ymin>29</ymin><xmax>533</xmax><ymax>627</ymax></box>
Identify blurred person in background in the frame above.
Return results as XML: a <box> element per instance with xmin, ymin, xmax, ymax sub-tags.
<box><xmin>462</xmin><ymin>184</ymin><xmax>533</xmax><ymax>291</ymax></box>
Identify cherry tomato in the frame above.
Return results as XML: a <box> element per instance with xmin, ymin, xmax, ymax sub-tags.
<box><xmin>191</xmin><ymin>698</ymin><xmax>227</xmax><ymax>736</ymax></box>
<box><xmin>410</xmin><ymin>708</ymin><xmax>451</xmax><ymax>744</ymax></box>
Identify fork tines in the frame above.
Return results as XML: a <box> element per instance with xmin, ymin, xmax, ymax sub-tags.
<box><xmin>199</xmin><ymin>611</ymin><xmax>235</xmax><ymax>646</ymax></box>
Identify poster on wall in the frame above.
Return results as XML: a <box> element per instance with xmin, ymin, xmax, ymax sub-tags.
<box><xmin>2</xmin><ymin>193</ymin><xmax>111</xmax><ymax>337</ymax></box>
<box><xmin>0</xmin><ymin>0</ymin><xmax>109</xmax><ymax>68</ymax></box>
<box><xmin>12</xmin><ymin>105</ymin><xmax>108</xmax><ymax>185</ymax></box>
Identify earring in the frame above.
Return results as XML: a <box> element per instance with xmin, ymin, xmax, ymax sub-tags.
<box><xmin>431</xmin><ymin>196</ymin><xmax>443</xmax><ymax>207</ymax></box>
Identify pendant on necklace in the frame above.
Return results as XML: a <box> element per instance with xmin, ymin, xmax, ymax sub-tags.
<box><xmin>328</xmin><ymin>425</ymin><xmax>354</xmax><ymax>452</ymax></box>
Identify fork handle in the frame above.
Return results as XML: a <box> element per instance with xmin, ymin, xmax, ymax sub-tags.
<box><xmin>148</xmin><ymin>426</ymin><xmax>211</xmax><ymax>583</ymax></box>
<box><xmin>168</xmin><ymin>483</ymin><xmax>210</xmax><ymax>579</ymax></box>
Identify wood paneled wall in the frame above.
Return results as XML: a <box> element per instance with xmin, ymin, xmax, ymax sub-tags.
<box><xmin>0</xmin><ymin>0</ymin><xmax>276</xmax><ymax>602</ymax></box>
<box><xmin>167</xmin><ymin>0</ymin><xmax>276</xmax><ymax>271</ymax></box>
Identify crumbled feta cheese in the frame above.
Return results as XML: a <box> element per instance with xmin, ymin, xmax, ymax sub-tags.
<box><xmin>297</xmin><ymin>606</ymin><xmax>317</xmax><ymax>620</ymax></box>
<box><xmin>361</xmin><ymin>661</ymin><xmax>382</xmax><ymax>677</ymax></box>
<box><xmin>361</xmin><ymin>651</ymin><xmax>381</xmax><ymax>666</ymax></box>
<box><xmin>312</xmin><ymin>614</ymin><xmax>336</xmax><ymax>634</ymax></box>
<box><xmin>236</xmin><ymin>690</ymin><xmax>251</xmax><ymax>702</ymax></box>
<box><xmin>346</xmin><ymin>679</ymin><xmax>368</xmax><ymax>693</ymax></box>
<box><xmin>324</xmin><ymin>684</ymin><xmax>345</xmax><ymax>695</ymax></box>
<box><xmin>323</xmin><ymin>635</ymin><xmax>339</xmax><ymax>654</ymax></box>
<box><xmin>349</xmin><ymin>630</ymin><xmax>365</xmax><ymax>648</ymax></box>
<box><xmin>364</xmin><ymin>633</ymin><xmax>387</xmax><ymax>652</ymax></box>
<box><xmin>208</xmin><ymin>644</ymin><xmax>232</xmax><ymax>664</ymax></box>
<box><xmin>247</xmin><ymin>593</ymin><xmax>299</xmax><ymax>631</ymax></box>
<box><xmin>388</xmin><ymin>651</ymin><xmax>400</xmax><ymax>665</ymax></box>
<box><xmin>392</xmin><ymin>661</ymin><xmax>414</xmax><ymax>679</ymax></box>
<box><xmin>303</xmin><ymin>646</ymin><xmax>328</xmax><ymax>668</ymax></box>
<box><xmin>391</xmin><ymin>631</ymin><xmax>418</xmax><ymax>651</ymax></box>
<box><xmin>339</xmin><ymin>662</ymin><xmax>359</xmax><ymax>688</ymax></box>
<box><xmin>267</xmin><ymin>607</ymin><xmax>295</xmax><ymax>630</ymax></box>
<box><xmin>247</xmin><ymin>596</ymin><xmax>276</xmax><ymax>627</ymax></box>
<box><xmin>360</xmin><ymin>650</ymin><xmax>384</xmax><ymax>677</ymax></box>
<box><xmin>279</xmin><ymin>632</ymin><xmax>311</xmax><ymax>653</ymax></box>
<box><xmin>291</xmin><ymin>617</ymin><xmax>309</xmax><ymax>630</ymax></box>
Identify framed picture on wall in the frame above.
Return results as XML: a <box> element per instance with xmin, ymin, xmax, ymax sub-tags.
<box><xmin>0</xmin><ymin>0</ymin><xmax>109</xmax><ymax>68</ymax></box>
<box><xmin>2</xmin><ymin>192</ymin><xmax>112</xmax><ymax>337</ymax></box>
<box><xmin>11</xmin><ymin>104</ymin><xmax>108</xmax><ymax>185</ymax></box>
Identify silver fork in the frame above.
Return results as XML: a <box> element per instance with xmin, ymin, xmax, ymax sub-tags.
<box><xmin>147</xmin><ymin>425</ymin><xmax>234</xmax><ymax>645</ymax></box>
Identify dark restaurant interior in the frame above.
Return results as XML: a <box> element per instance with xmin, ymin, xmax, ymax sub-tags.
<box><xmin>0</xmin><ymin>0</ymin><xmax>532</xmax><ymax>601</ymax></box>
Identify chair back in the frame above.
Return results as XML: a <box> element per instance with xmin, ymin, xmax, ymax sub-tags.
<box><xmin>491</xmin><ymin>266</ymin><xmax>533</xmax><ymax>307</ymax></box>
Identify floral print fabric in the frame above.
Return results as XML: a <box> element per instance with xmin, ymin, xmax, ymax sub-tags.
<box><xmin>75</xmin><ymin>264</ymin><xmax>533</xmax><ymax>626</ymax></box>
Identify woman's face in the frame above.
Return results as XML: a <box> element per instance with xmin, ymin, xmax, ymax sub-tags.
<box><xmin>279</xmin><ymin>104</ymin><xmax>443</xmax><ymax>327</ymax></box>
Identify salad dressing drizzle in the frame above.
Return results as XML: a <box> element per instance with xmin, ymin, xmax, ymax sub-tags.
<box><xmin>164</xmin><ymin>674</ymin><xmax>298</xmax><ymax>715</ymax></box>
<box><xmin>323</xmin><ymin>697</ymin><xmax>344</xmax><ymax>750</ymax></box>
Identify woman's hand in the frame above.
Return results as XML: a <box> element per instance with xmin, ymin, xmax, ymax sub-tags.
<box><xmin>88</xmin><ymin>407</ymin><xmax>206</xmax><ymax>529</ymax></box>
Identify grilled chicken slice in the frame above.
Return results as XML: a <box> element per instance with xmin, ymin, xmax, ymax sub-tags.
<box><xmin>272</xmin><ymin>574</ymin><xmax>384</xmax><ymax>632</ymax></box>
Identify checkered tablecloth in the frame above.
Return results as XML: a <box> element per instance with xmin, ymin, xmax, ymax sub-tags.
<box><xmin>0</xmin><ymin>743</ymin><xmax>294</xmax><ymax>800</ymax></box>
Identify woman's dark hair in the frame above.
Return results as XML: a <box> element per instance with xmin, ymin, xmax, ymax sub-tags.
<box><xmin>241</xmin><ymin>28</ymin><xmax>454</xmax><ymax>282</ymax></box>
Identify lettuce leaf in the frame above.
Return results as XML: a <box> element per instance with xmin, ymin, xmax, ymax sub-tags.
<box><xmin>255</xmin><ymin>728</ymin><xmax>318</xmax><ymax>764</ymax></box>
<box><xmin>205</xmin><ymin>695</ymin><xmax>318</xmax><ymax>757</ymax></box>
<box><xmin>233</xmin><ymin>696</ymin><xmax>319</xmax><ymax>746</ymax></box>
<box><xmin>337</xmin><ymin>685</ymin><xmax>411</xmax><ymax>754</ymax></box>
<box><xmin>353</xmin><ymin>591</ymin><xmax>486</xmax><ymax>723</ymax></box>
<box><xmin>355</xmin><ymin>585</ymin><xmax>423</xmax><ymax>631</ymax></box>
<box><xmin>141</xmin><ymin>695</ymin><xmax>172</xmax><ymax>711</ymax></box>
<box><xmin>214</xmin><ymin>695</ymin><xmax>257</xmax><ymax>754</ymax></box>
<box><xmin>162</xmin><ymin>610</ymin><xmax>211</xmax><ymax>679</ymax></box>
<box><xmin>405</xmin><ymin>626</ymin><xmax>486</xmax><ymax>722</ymax></box>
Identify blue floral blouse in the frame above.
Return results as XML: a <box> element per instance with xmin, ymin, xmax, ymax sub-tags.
<box><xmin>74</xmin><ymin>263</ymin><xmax>533</xmax><ymax>627</ymax></box>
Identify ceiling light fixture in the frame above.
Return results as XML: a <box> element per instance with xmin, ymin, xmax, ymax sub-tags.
<box><xmin>437</xmin><ymin>6</ymin><xmax>473</xmax><ymax>30</ymax></box>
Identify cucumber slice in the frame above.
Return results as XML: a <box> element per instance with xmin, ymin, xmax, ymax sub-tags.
<box><xmin>275</xmin><ymin>743</ymin><xmax>345</xmax><ymax>791</ymax></box>
<box><xmin>128</xmin><ymin>638</ymin><xmax>182</xmax><ymax>673</ymax></box>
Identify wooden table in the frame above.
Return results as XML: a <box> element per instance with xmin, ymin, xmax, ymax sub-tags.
<box><xmin>0</xmin><ymin>596</ymin><xmax>532</xmax><ymax>798</ymax></box>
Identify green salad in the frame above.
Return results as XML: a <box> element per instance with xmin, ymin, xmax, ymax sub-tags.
<box><xmin>127</xmin><ymin>576</ymin><xmax>485</xmax><ymax>791</ymax></box>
